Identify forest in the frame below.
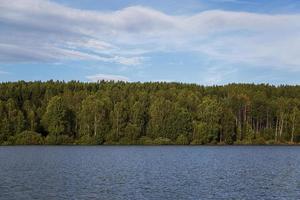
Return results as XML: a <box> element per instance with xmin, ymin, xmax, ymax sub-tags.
<box><xmin>0</xmin><ymin>81</ymin><xmax>299</xmax><ymax>145</ymax></box>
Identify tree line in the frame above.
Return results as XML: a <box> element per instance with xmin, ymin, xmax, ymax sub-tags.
<box><xmin>0</xmin><ymin>81</ymin><xmax>299</xmax><ymax>145</ymax></box>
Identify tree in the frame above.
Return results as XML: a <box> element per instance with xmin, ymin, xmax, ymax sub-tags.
<box><xmin>169</xmin><ymin>107</ymin><xmax>193</xmax><ymax>141</ymax></box>
<box><xmin>0</xmin><ymin>100</ymin><xmax>9</xmax><ymax>143</ymax></box>
<box><xmin>220</xmin><ymin>105</ymin><xmax>235</xmax><ymax>144</ymax></box>
<box><xmin>193</xmin><ymin>96</ymin><xmax>222</xmax><ymax>144</ymax></box>
<box><xmin>42</xmin><ymin>96</ymin><xmax>73</xmax><ymax>143</ymax></box>
<box><xmin>15</xmin><ymin>111</ymin><xmax>25</xmax><ymax>134</ymax></box>
<box><xmin>79</xmin><ymin>95</ymin><xmax>110</xmax><ymax>144</ymax></box>
<box><xmin>0</xmin><ymin>81</ymin><xmax>300</xmax><ymax>145</ymax></box>
<box><xmin>109</xmin><ymin>102</ymin><xmax>128</xmax><ymax>142</ymax></box>
<box><xmin>123</xmin><ymin>101</ymin><xmax>146</xmax><ymax>143</ymax></box>
<box><xmin>287</xmin><ymin>99</ymin><xmax>300</xmax><ymax>143</ymax></box>
<box><xmin>274</xmin><ymin>97</ymin><xmax>289</xmax><ymax>142</ymax></box>
<box><xmin>147</xmin><ymin>98</ymin><xmax>174</xmax><ymax>140</ymax></box>
<box><xmin>6</xmin><ymin>98</ymin><xmax>21</xmax><ymax>135</ymax></box>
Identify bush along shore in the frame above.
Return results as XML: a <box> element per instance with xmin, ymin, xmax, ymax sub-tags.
<box><xmin>0</xmin><ymin>81</ymin><xmax>300</xmax><ymax>145</ymax></box>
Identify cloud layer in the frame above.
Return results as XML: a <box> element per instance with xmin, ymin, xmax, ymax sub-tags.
<box><xmin>0</xmin><ymin>0</ymin><xmax>300</xmax><ymax>70</ymax></box>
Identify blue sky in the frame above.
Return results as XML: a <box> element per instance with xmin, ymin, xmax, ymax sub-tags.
<box><xmin>0</xmin><ymin>0</ymin><xmax>300</xmax><ymax>85</ymax></box>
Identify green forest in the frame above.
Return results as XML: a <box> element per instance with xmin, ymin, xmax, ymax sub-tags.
<box><xmin>0</xmin><ymin>81</ymin><xmax>300</xmax><ymax>145</ymax></box>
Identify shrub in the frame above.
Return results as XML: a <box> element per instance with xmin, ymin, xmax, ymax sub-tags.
<box><xmin>138</xmin><ymin>136</ymin><xmax>154</xmax><ymax>145</ymax></box>
<box><xmin>76</xmin><ymin>135</ymin><xmax>96</xmax><ymax>145</ymax></box>
<box><xmin>119</xmin><ymin>137</ymin><xmax>134</xmax><ymax>145</ymax></box>
<box><xmin>176</xmin><ymin>134</ymin><xmax>189</xmax><ymax>145</ymax></box>
<box><xmin>14</xmin><ymin>131</ymin><xmax>44</xmax><ymax>145</ymax></box>
<box><xmin>153</xmin><ymin>137</ymin><xmax>172</xmax><ymax>145</ymax></box>
<box><xmin>45</xmin><ymin>134</ymin><xmax>74</xmax><ymax>145</ymax></box>
<box><xmin>190</xmin><ymin>139</ymin><xmax>202</xmax><ymax>145</ymax></box>
<box><xmin>266</xmin><ymin>139</ymin><xmax>276</xmax><ymax>145</ymax></box>
<box><xmin>253</xmin><ymin>136</ymin><xmax>266</xmax><ymax>145</ymax></box>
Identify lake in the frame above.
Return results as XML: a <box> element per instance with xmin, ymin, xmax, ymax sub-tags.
<box><xmin>0</xmin><ymin>146</ymin><xmax>300</xmax><ymax>199</ymax></box>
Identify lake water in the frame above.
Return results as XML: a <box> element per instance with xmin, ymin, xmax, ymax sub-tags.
<box><xmin>1</xmin><ymin>146</ymin><xmax>300</xmax><ymax>200</ymax></box>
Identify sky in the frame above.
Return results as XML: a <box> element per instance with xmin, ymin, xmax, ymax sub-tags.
<box><xmin>0</xmin><ymin>0</ymin><xmax>300</xmax><ymax>85</ymax></box>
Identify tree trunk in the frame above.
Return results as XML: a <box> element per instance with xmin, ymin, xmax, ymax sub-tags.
<box><xmin>116</xmin><ymin>110</ymin><xmax>119</xmax><ymax>138</ymax></box>
<box><xmin>279</xmin><ymin>113</ymin><xmax>284</xmax><ymax>139</ymax></box>
<box><xmin>291</xmin><ymin>109</ymin><xmax>296</xmax><ymax>143</ymax></box>
<box><xmin>94</xmin><ymin>114</ymin><xmax>97</xmax><ymax>137</ymax></box>
<box><xmin>275</xmin><ymin>117</ymin><xmax>278</xmax><ymax>141</ymax></box>
<box><xmin>266</xmin><ymin>110</ymin><xmax>269</xmax><ymax>129</ymax></box>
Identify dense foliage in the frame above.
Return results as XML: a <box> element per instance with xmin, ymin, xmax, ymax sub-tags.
<box><xmin>0</xmin><ymin>81</ymin><xmax>300</xmax><ymax>145</ymax></box>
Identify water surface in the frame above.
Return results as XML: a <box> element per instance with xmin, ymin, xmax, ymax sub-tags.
<box><xmin>0</xmin><ymin>146</ymin><xmax>300</xmax><ymax>199</ymax></box>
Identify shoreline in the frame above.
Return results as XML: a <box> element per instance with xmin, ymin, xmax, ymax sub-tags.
<box><xmin>2</xmin><ymin>144</ymin><xmax>300</xmax><ymax>146</ymax></box>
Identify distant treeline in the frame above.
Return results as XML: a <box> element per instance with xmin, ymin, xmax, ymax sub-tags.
<box><xmin>0</xmin><ymin>81</ymin><xmax>300</xmax><ymax>145</ymax></box>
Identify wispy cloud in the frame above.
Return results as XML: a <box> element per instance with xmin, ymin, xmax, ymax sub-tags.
<box><xmin>0</xmin><ymin>70</ymin><xmax>9</xmax><ymax>74</ymax></box>
<box><xmin>86</xmin><ymin>74</ymin><xmax>129</xmax><ymax>82</ymax></box>
<box><xmin>210</xmin><ymin>0</ymin><xmax>256</xmax><ymax>4</ymax></box>
<box><xmin>0</xmin><ymin>0</ymin><xmax>300</xmax><ymax>71</ymax></box>
<box><xmin>201</xmin><ymin>65</ymin><xmax>237</xmax><ymax>85</ymax></box>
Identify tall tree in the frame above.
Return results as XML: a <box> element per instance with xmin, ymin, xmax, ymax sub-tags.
<box><xmin>109</xmin><ymin>102</ymin><xmax>128</xmax><ymax>142</ymax></box>
<box><xmin>42</xmin><ymin>96</ymin><xmax>73</xmax><ymax>143</ymax></box>
<box><xmin>193</xmin><ymin>96</ymin><xmax>222</xmax><ymax>144</ymax></box>
<box><xmin>79</xmin><ymin>95</ymin><xmax>110</xmax><ymax>143</ymax></box>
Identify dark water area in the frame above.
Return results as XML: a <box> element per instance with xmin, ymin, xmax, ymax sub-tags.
<box><xmin>0</xmin><ymin>146</ymin><xmax>300</xmax><ymax>199</ymax></box>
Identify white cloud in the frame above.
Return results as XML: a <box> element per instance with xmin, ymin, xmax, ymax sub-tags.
<box><xmin>0</xmin><ymin>68</ymin><xmax>9</xmax><ymax>78</ymax></box>
<box><xmin>0</xmin><ymin>0</ymin><xmax>300</xmax><ymax>70</ymax></box>
<box><xmin>150</xmin><ymin>79</ymin><xmax>175</xmax><ymax>83</ymax></box>
<box><xmin>86</xmin><ymin>74</ymin><xmax>129</xmax><ymax>82</ymax></box>
<box><xmin>112</xmin><ymin>56</ymin><xmax>143</xmax><ymax>66</ymax></box>
<box><xmin>210</xmin><ymin>0</ymin><xmax>256</xmax><ymax>4</ymax></box>
<box><xmin>0</xmin><ymin>70</ymin><xmax>8</xmax><ymax>74</ymax></box>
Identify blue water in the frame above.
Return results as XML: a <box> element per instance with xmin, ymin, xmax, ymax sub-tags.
<box><xmin>0</xmin><ymin>146</ymin><xmax>300</xmax><ymax>199</ymax></box>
